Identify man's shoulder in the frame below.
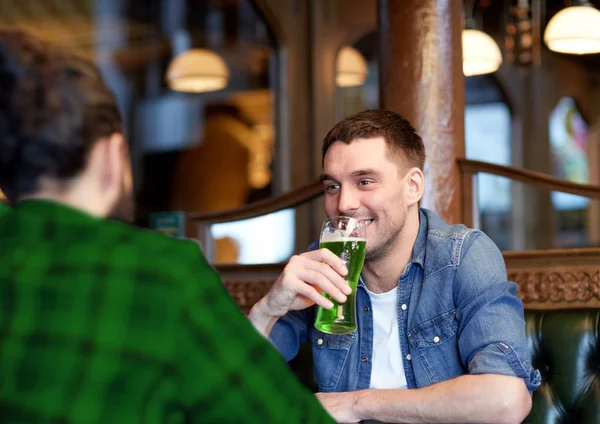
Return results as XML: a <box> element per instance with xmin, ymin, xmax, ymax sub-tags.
<box><xmin>66</xmin><ymin>220</ymin><xmax>215</xmax><ymax>293</ymax></box>
<box><xmin>99</xmin><ymin>219</ymin><xmax>205</xmax><ymax>264</ymax></box>
<box><xmin>420</xmin><ymin>208</ymin><xmax>477</xmax><ymax>241</ymax></box>
<box><xmin>0</xmin><ymin>201</ymin><xmax>10</xmax><ymax>216</ymax></box>
<box><xmin>420</xmin><ymin>208</ymin><xmax>496</xmax><ymax>272</ymax></box>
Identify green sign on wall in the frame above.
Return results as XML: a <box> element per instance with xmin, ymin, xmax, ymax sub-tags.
<box><xmin>149</xmin><ymin>211</ymin><xmax>186</xmax><ymax>239</ymax></box>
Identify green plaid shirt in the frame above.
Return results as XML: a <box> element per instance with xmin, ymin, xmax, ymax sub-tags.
<box><xmin>0</xmin><ymin>200</ymin><xmax>10</xmax><ymax>217</ymax></box>
<box><xmin>0</xmin><ymin>200</ymin><xmax>334</xmax><ymax>424</ymax></box>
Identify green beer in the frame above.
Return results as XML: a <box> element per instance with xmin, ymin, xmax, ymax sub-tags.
<box><xmin>314</xmin><ymin>237</ymin><xmax>367</xmax><ymax>334</ymax></box>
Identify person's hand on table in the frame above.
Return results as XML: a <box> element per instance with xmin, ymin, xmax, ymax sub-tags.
<box><xmin>317</xmin><ymin>391</ymin><xmax>361</xmax><ymax>423</ymax></box>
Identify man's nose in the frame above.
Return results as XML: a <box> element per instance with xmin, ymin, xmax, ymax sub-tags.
<box><xmin>337</xmin><ymin>186</ymin><xmax>360</xmax><ymax>215</ymax></box>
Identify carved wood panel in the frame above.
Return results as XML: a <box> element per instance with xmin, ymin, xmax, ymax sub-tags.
<box><xmin>223</xmin><ymin>280</ymin><xmax>274</xmax><ymax>314</ymax></box>
<box><xmin>222</xmin><ymin>267</ymin><xmax>600</xmax><ymax>313</ymax></box>
<box><xmin>510</xmin><ymin>270</ymin><xmax>600</xmax><ymax>309</ymax></box>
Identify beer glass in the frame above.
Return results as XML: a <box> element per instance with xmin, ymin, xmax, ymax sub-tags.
<box><xmin>314</xmin><ymin>216</ymin><xmax>367</xmax><ymax>334</ymax></box>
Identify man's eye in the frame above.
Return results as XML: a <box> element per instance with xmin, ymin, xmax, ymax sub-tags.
<box><xmin>325</xmin><ymin>184</ymin><xmax>340</xmax><ymax>192</ymax></box>
<box><xmin>358</xmin><ymin>180</ymin><xmax>372</xmax><ymax>186</ymax></box>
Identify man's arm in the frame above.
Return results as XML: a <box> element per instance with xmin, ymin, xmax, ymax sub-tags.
<box><xmin>248</xmin><ymin>295</ymin><xmax>281</xmax><ymax>337</ymax></box>
<box><xmin>318</xmin><ymin>374</ymin><xmax>531</xmax><ymax>424</ymax></box>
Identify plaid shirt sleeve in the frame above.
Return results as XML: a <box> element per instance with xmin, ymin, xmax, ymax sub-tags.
<box><xmin>177</xmin><ymin>247</ymin><xmax>335</xmax><ymax>423</ymax></box>
<box><xmin>0</xmin><ymin>201</ymin><xmax>11</xmax><ymax>217</ymax></box>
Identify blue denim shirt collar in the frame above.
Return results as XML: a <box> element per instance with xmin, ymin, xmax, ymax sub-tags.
<box><xmin>411</xmin><ymin>209</ymin><xmax>428</xmax><ymax>268</ymax></box>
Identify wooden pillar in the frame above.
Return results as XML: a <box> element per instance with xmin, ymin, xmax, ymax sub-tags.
<box><xmin>378</xmin><ymin>0</ymin><xmax>465</xmax><ymax>224</ymax></box>
<box><xmin>521</xmin><ymin>65</ymin><xmax>553</xmax><ymax>249</ymax></box>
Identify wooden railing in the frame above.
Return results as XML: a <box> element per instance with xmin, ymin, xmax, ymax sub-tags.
<box><xmin>187</xmin><ymin>181</ymin><xmax>322</xmax><ymax>261</ymax></box>
<box><xmin>188</xmin><ymin>159</ymin><xmax>600</xmax><ymax>311</ymax></box>
<box><xmin>189</xmin><ymin>159</ymin><xmax>600</xmax><ymax>254</ymax></box>
<box><xmin>457</xmin><ymin>158</ymin><xmax>600</xmax><ymax>228</ymax></box>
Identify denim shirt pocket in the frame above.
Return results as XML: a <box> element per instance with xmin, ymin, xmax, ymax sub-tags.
<box><xmin>310</xmin><ymin>330</ymin><xmax>356</xmax><ymax>391</ymax></box>
<box><xmin>407</xmin><ymin>310</ymin><xmax>464</xmax><ymax>385</ymax></box>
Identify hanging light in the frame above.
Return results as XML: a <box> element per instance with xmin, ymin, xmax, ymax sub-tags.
<box><xmin>336</xmin><ymin>46</ymin><xmax>368</xmax><ymax>87</ymax></box>
<box><xmin>544</xmin><ymin>4</ymin><xmax>600</xmax><ymax>55</ymax></box>
<box><xmin>462</xmin><ymin>29</ymin><xmax>503</xmax><ymax>76</ymax></box>
<box><xmin>166</xmin><ymin>48</ymin><xmax>229</xmax><ymax>93</ymax></box>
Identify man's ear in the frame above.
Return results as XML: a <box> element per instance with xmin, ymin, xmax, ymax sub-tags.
<box><xmin>405</xmin><ymin>167</ymin><xmax>425</xmax><ymax>207</ymax></box>
<box><xmin>89</xmin><ymin>133</ymin><xmax>125</xmax><ymax>214</ymax></box>
<box><xmin>102</xmin><ymin>133</ymin><xmax>126</xmax><ymax>190</ymax></box>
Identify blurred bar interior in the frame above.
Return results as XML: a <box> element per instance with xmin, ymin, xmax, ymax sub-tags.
<box><xmin>2</xmin><ymin>0</ymin><xmax>600</xmax><ymax>264</ymax></box>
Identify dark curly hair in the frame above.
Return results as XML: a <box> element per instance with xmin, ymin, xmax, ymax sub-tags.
<box><xmin>0</xmin><ymin>29</ymin><xmax>122</xmax><ymax>202</ymax></box>
<box><xmin>322</xmin><ymin>109</ymin><xmax>426</xmax><ymax>171</ymax></box>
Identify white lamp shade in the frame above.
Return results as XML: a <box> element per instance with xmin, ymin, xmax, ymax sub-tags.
<box><xmin>462</xmin><ymin>29</ymin><xmax>503</xmax><ymax>77</ymax></box>
<box><xmin>167</xmin><ymin>49</ymin><xmax>229</xmax><ymax>93</ymax></box>
<box><xmin>544</xmin><ymin>6</ymin><xmax>600</xmax><ymax>55</ymax></box>
<box><xmin>336</xmin><ymin>46</ymin><xmax>368</xmax><ymax>87</ymax></box>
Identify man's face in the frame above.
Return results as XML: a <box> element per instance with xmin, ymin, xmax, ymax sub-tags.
<box><xmin>321</xmin><ymin>137</ymin><xmax>409</xmax><ymax>262</ymax></box>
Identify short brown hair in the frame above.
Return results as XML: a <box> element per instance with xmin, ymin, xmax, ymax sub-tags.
<box><xmin>322</xmin><ymin>109</ymin><xmax>426</xmax><ymax>170</ymax></box>
<box><xmin>0</xmin><ymin>29</ymin><xmax>122</xmax><ymax>202</ymax></box>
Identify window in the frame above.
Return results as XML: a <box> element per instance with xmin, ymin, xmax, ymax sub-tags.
<box><xmin>549</xmin><ymin>97</ymin><xmax>590</xmax><ymax>247</ymax></box>
<box><xmin>465</xmin><ymin>75</ymin><xmax>512</xmax><ymax>250</ymax></box>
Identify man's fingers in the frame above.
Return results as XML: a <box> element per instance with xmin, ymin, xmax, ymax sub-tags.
<box><xmin>291</xmin><ymin>252</ymin><xmax>352</xmax><ymax>294</ymax></box>
<box><xmin>297</xmin><ymin>268</ymin><xmax>347</xmax><ymax>303</ymax></box>
<box><xmin>299</xmin><ymin>255</ymin><xmax>352</xmax><ymax>295</ymax></box>
<box><xmin>265</xmin><ymin>251</ymin><xmax>354</xmax><ymax>316</ymax></box>
<box><xmin>304</xmin><ymin>249</ymin><xmax>349</xmax><ymax>276</ymax></box>
<box><xmin>297</xmin><ymin>284</ymin><xmax>334</xmax><ymax>309</ymax></box>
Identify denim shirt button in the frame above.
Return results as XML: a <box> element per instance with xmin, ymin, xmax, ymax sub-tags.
<box><xmin>317</xmin><ymin>338</ymin><xmax>324</xmax><ymax>345</ymax></box>
<box><xmin>406</xmin><ymin>354</ymin><xmax>412</xmax><ymax>361</ymax></box>
<box><xmin>364</xmin><ymin>306</ymin><xmax>369</xmax><ymax>312</ymax></box>
<box><xmin>401</xmin><ymin>304</ymin><xmax>407</xmax><ymax>311</ymax></box>
<box><xmin>433</xmin><ymin>336</ymin><xmax>440</xmax><ymax>343</ymax></box>
<box><xmin>361</xmin><ymin>357</ymin><xmax>368</xmax><ymax>363</ymax></box>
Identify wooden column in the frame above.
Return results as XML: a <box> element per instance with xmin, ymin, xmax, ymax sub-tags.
<box><xmin>378</xmin><ymin>0</ymin><xmax>465</xmax><ymax>224</ymax></box>
<box><xmin>521</xmin><ymin>65</ymin><xmax>553</xmax><ymax>249</ymax></box>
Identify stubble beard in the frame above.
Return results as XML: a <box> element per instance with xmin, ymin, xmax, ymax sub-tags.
<box><xmin>365</xmin><ymin>217</ymin><xmax>405</xmax><ymax>264</ymax></box>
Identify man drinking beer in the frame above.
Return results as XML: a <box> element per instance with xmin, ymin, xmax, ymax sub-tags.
<box><xmin>249</xmin><ymin>109</ymin><xmax>540</xmax><ymax>423</ymax></box>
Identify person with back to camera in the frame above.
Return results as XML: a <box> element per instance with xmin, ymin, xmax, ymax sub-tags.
<box><xmin>0</xmin><ymin>29</ymin><xmax>334</xmax><ymax>424</ymax></box>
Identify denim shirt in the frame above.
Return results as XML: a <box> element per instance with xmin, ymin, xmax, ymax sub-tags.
<box><xmin>269</xmin><ymin>208</ymin><xmax>541</xmax><ymax>394</ymax></box>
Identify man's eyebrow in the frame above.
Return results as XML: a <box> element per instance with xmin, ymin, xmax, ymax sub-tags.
<box><xmin>319</xmin><ymin>174</ymin><xmax>336</xmax><ymax>182</ymax></box>
<box><xmin>320</xmin><ymin>170</ymin><xmax>379</xmax><ymax>182</ymax></box>
<box><xmin>351</xmin><ymin>169</ymin><xmax>378</xmax><ymax>177</ymax></box>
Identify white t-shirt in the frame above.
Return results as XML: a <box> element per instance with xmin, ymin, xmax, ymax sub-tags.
<box><xmin>366</xmin><ymin>285</ymin><xmax>408</xmax><ymax>390</ymax></box>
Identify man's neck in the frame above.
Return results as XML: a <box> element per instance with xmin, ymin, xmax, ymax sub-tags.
<box><xmin>361</xmin><ymin>208</ymin><xmax>420</xmax><ymax>294</ymax></box>
<box><xmin>20</xmin><ymin>185</ymin><xmax>106</xmax><ymax>219</ymax></box>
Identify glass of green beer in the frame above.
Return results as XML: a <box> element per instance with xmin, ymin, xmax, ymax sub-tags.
<box><xmin>314</xmin><ymin>216</ymin><xmax>367</xmax><ymax>334</ymax></box>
